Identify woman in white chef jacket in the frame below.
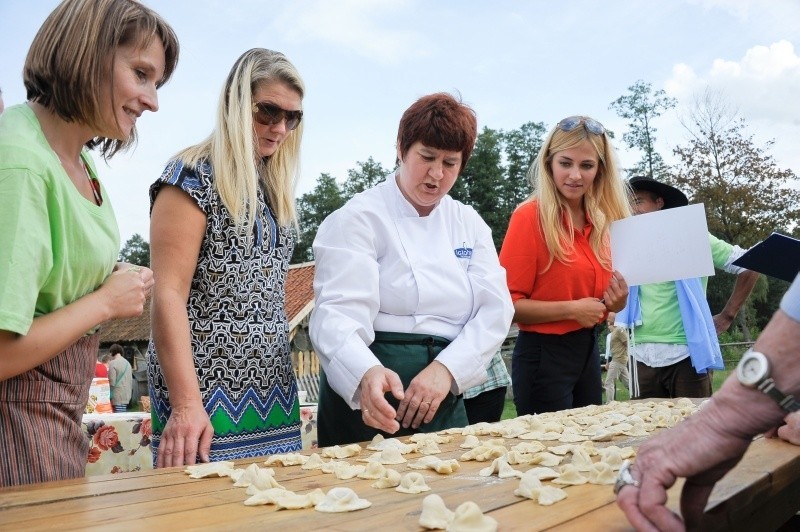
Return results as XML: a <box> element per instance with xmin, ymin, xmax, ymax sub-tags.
<box><xmin>310</xmin><ymin>93</ymin><xmax>514</xmax><ymax>446</ymax></box>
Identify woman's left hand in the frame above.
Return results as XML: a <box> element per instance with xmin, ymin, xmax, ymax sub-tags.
<box><xmin>396</xmin><ymin>361</ymin><xmax>453</xmax><ymax>430</ymax></box>
<box><xmin>603</xmin><ymin>270</ymin><xmax>629</xmax><ymax>313</ymax></box>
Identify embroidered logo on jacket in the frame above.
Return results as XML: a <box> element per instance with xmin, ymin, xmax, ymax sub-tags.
<box><xmin>454</xmin><ymin>242</ymin><xmax>473</xmax><ymax>259</ymax></box>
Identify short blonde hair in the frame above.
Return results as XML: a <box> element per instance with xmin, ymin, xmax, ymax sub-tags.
<box><xmin>176</xmin><ymin>48</ymin><xmax>304</xmax><ymax>229</ymax></box>
<box><xmin>24</xmin><ymin>0</ymin><xmax>179</xmax><ymax>158</ymax></box>
<box><xmin>529</xmin><ymin>117</ymin><xmax>631</xmax><ymax>270</ymax></box>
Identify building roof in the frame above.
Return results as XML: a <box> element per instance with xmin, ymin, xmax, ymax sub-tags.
<box><xmin>97</xmin><ymin>262</ymin><xmax>317</xmax><ymax>344</ymax></box>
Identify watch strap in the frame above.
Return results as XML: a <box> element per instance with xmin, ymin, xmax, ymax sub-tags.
<box><xmin>757</xmin><ymin>378</ymin><xmax>800</xmax><ymax>412</ymax></box>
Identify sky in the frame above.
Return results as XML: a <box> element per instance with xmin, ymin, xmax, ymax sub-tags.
<box><xmin>2</xmin><ymin>0</ymin><xmax>799</xmax><ymax>244</ymax></box>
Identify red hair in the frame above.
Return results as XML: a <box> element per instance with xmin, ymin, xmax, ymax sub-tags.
<box><xmin>396</xmin><ymin>93</ymin><xmax>477</xmax><ymax>172</ymax></box>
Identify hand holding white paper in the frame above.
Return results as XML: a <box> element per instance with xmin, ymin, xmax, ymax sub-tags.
<box><xmin>610</xmin><ymin>204</ymin><xmax>714</xmax><ymax>286</ymax></box>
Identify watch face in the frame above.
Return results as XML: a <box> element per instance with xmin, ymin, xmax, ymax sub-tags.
<box><xmin>738</xmin><ymin>352</ymin><xmax>767</xmax><ymax>387</ymax></box>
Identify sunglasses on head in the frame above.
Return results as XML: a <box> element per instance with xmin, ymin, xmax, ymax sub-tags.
<box><xmin>556</xmin><ymin>116</ymin><xmax>605</xmax><ymax>135</ymax></box>
<box><xmin>252</xmin><ymin>102</ymin><xmax>303</xmax><ymax>131</ymax></box>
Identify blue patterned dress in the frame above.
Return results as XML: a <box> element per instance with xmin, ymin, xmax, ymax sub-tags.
<box><xmin>147</xmin><ymin>159</ymin><xmax>301</xmax><ymax>462</ymax></box>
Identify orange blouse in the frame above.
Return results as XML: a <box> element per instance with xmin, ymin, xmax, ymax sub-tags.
<box><xmin>499</xmin><ymin>200</ymin><xmax>611</xmax><ymax>335</ymax></box>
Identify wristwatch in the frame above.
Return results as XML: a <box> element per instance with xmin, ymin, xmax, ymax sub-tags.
<box><xmin>736</xmin><ymin>349</ymin><xmax>800</xmax><ymax>412</ymax></box>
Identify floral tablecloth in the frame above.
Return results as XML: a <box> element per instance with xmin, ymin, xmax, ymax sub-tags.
<box><xmin>300</xmin><ymin>403</ymin><xmax>318</xmax><ymax>450</ymax></box>
<box><xmin>83</xmin><ymin>406</ymin><xmax>317</xmax><ymax>476</ymax></box>
<box><xmin>83</xmin><ymin>412</ymin><xmax>153</xmax><ymax>476</ymax></box>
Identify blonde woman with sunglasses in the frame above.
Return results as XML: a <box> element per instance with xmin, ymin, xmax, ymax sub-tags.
<box><xmin>499</xmin><ymin>116</ymin><xmax>631</xmax><ymax>415</ymax></box>
<box><xmin>147</xmin><ymin>49</ymin><xmax>304</xmax><ymax>467</ymax></box>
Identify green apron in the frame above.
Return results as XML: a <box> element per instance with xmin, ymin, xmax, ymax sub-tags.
<box><xmin>317</xmin><ymin>331</ymin><xmax>468</xmax><ymax>446</ymax></box>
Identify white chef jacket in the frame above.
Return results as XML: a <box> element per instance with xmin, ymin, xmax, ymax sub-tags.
<box><xmin>310</xmin><ymin>174</ymin><xmax>514</xmax><ymax>410</ymax></box>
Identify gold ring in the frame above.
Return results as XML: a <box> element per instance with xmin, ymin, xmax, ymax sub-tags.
<box><xmin>128</xmin><ymin>266</ymin><xmax>142</xmax><ymax>273</ymax></box>
<box><xmin>422</xmin><ymin>401</ymin><xmax>431</xmax><ymax>405</ymax></box>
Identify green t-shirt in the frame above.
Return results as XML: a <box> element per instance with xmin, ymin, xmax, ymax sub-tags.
<box><xmin>634</xmin><ymin>234</ymin><xmax>734</xmax><ymax>344</ymax></box>
<box><xmin>0</xmin><ymin>104</ymin><xmax>119</xmax><ymax>335</ymax></box>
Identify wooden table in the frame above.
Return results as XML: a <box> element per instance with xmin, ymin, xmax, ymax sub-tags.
<box><xmin>2</xmin><ymin>416</ymin><xmax>799</xmax><ymax>530</ymax></box>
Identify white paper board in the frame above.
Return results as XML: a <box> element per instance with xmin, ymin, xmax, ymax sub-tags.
<box><xmin>610</xmin><ymin>203</ymin><xmax>714</xmax><ymax>286</ymax></box>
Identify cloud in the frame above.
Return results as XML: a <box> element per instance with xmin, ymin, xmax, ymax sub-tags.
<box><xmin>272</xmin><ymin>0</ymin><xmax>430</xmax><ymax>64</ymax></box>
<box><xmin>666</xmin><ymin>40</ymin><xmax>800</xmax><ymax>127</ymax></box>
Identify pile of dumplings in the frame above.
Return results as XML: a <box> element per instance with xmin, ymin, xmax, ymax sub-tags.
<box><xmin>183</xmin><ymin>398</ymin><xmax>701</xmax><ymax>529</ymax></box>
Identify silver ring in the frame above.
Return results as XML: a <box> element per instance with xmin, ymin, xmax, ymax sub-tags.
<box><xmin>613</xmin><ymin>460</ymin><xmax>640</xmax><ymax>495</ymax></box>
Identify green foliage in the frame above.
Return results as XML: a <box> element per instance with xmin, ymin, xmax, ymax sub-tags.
<box><xmin>119</xmin><ymin>233</ymin><xmax>150</xmax><ymax>266</ymax></box>
<box><xmin>609</xmin><ymin>79</ymin><xmax>677</xmax><ymax>180</ymax></box>
<box><xmin>453</xmin><ymin>127</ymin><xmax>506</xmax><ymax>248</ymax></box>
<box><xmin>673</xmin><ymin>92</ymin><xmax>800</xmax><ymax>249</ymax></box>
<box><xmin>341</xmin><ymin>157</ymin><xmax>391</xmax><ymax>198</ymax></box>
<box><xmin>292</xmin><ymin>173</ymin><xmax>345</xmax><ymax>263</ymax></box>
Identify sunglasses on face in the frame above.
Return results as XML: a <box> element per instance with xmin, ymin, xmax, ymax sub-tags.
<box><xmin>556</xmin><ymin>116</ymin><xmax>605</xmax><ymax>135</ymax></box>
<box><xmin>252</xmin><ymin>102</ymin><xmax>303</xmax><ymax>131</ymax></box>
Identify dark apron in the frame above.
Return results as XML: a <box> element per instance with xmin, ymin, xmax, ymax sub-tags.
<box><xmin>317</xmin><ymin>331</ymin><xmax>467</xmax><ymax>446</ymax></box>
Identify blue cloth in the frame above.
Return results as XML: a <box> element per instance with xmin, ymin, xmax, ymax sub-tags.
<box><xmin>617</xmin><ymin>279</ymin><xmax>723</xmax><ymax>374</ymax></box>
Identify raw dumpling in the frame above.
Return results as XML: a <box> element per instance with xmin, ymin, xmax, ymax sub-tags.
<box><xmin>479</xmin><ymin>457</ymin><xmax>522</xmax><ymax>479</ymax></box>
<box><xmin>371</xmin><ymin>468</ymin><xmax>402</xmax><ymax>489</ymax></box>
<box><xmin>511</xmin><ymin>441</ymin><xmax>546</xmax><ymax>454</ymax></box>
<box><xmin>514</xmin><ymin>470</ymin><xmax>543</xmax><ymax>499</ymax></box>
<box><xmin>396</xmin><ymin>472</ymin><xmax>431</xmax><ymax>494</ymax></box>
<box><xmin>535</xmin><ymin>486</ymin><xmax>568</xmax><ymax>506</ymax></box>
<box><xmin>568</xmin><ymin>447</ymin><xmax>594</xmax><ymax>472</ymax></box>
<box><xmin>321</xmin><ymin>443</ymin><xmax>362</xmax><ymax>459</ymax></box>
<box><xmin>243</xmin><ymin>487</ymin><xmax>292</xmax><ymax>506</ymax></box>
<box><xmin>552</xmin><ymin>464</ymin><xmax>588</xmax><ymax>485</ymax></box>
<box><xmin>530</xmin><ymin>452</ymin><xmax>562</xmax><ymax>468</ymax></box>
<box><xmin>460</xmin><ymin>435</ymin><xmax>481</xmax><ymax>449</ymax></box>
<box><xmin>409</xmin><ymin>433</ymin><xmax>452</xmax><ymax>444</ymax></box>
<box><xmin>446</xmin><ymin>501</ymin><xmax>497</xmax><ymax>532</ymax></box>
<box><xmin>587</xmin><ymin>462</ymin><xmax>617</xmax><ymax>485</ymax></box>
<box><xmin>416</xmin><ymin>439</ymin><xmax>443</xmax><ymax>455</ymax></box>
<box><xmin>184</xmin><ymin>461</ymin><xmax>236</xmax><ymax>478</ymax></box>
<box><xmin>357</xmin><ymin>461</ymin><xmax>387</xmax><ymax>480</ymax></box>
<box><xmin>314</xmin><ymin>487</ymin><xmax>371</xmax><ymax>513</ymax></box>
<box><xmin>362</xmin><ymin>447</ymin><xmax>407</xmax><ymax>465</ymax></box>
<box><xmin>233</xmin><ymin>463</ymin><xmax>282</xmax><ymax>490</ymax></box>
<box><xmin>459</xmin><ymin>445</ymin><xmax>505</xmax><ymax>462</ymax></box>
<box><xmin>276</xmin><ymin>489</ymin><xmax>326</xmax><ymax>510</ymax></box>
<box><xmin>419</xmin><ymin>494</ymin><xmax>455</xmax><ymax>530</ymax></box>
<box><xmin>301</xmin><ymin>453</ymin><xmax>327</xmax><ymax>470</ymax></box>
<box><xmin>524</xmin><ymin>466</ymin><xmax>560</xmax><ymax>480</ymax></box>
<box><xmin>432</xmin><ymin>459</ymin><xmax>460</xmax><ymax>475</ymax></box>
<box><xmin>332</xmin><ymin>462</ymin><xmax>366</xmax><ymax>480</ymax></box>
<box><xmin>264</xmin><ymin>453</ymin><xmax>308</xmax><ymax>466</ymax></box>
<box><xmin>408</xmin><ymin>456</ymin><xmax>442</xmax><ymax>470</ymax></box>
<box><xmin>320</xmin><ymin>459</ymin><xmax>348</xmax><ymax>474</ymax></box>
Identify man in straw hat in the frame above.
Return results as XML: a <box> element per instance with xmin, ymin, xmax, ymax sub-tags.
<box><xmin>614</xmin><ymin>176</ymin><xmax>759</xmax><ymax>399</ymax></box>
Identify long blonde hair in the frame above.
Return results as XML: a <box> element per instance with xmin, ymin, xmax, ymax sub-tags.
<box><xmin>529</xmin><ymin>118</ymin><xmax>631</xmax><ymax>270</ymax></box>
<box><xmin>175</xmin><ymin>48</ymin><xmax>303</xmax><ymax>229</ymax></box>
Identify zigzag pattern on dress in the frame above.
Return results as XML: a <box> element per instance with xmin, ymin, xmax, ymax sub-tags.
<box><xmin>205</xmin><ymin>384</ymin><xmax>296</xmax><ymax>426</ymax></box>
<box><xmin>210</xmin><ymin>421</ymin><xmax>301</xmax><ymax>449</ymax></box>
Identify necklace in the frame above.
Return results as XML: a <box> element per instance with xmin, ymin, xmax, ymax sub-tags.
<box><xmin>82</xmin><ymin>160</ymin><xmax>103</xmax><ymax>206</ymax></box>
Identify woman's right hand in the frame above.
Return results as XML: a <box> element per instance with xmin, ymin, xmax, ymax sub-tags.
<box><xmin>358</xmin><ymin>366</ymin><xmax>405</xmax><ymax>434</ymax></box>
<box><xmin>98</xmin><ymin>266</ymin><xmax>155</xmax><ymax>319</ymax></box>
<box><xmin>156</xmin><ymin>402</ymin><xmax>214</xmax><ymax>468</ymax></box>
<box><xmin>572</xmin><ymin>297</ymin><xmax>607</xmax><ymax>328</ymax></box>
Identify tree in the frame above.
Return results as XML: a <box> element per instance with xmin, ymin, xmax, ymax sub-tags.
<box><xmin>341</xmin><ymin>157</ymin><xmax>391</xmax><ymax>198</ymax></box>
<box><xmin>119</xmin><ymin>233</ymin><xmax>150</xmax><ymax>266</ymax></box>
<box><xmin>673</xmin><ymin>89</ymin><xmax>800</xmax><ymax>339</ymax></box>
<box><xmin>609</xmin><ymin>80</ymin><xmax>677</xmax><ymax>180</ymax></box>
<box><xmin>291</xmin><ymin>173</ymin><xmax>345</xmax><ymax>263</ymax></box>
<box><xmin>673</xmin><ymin>90</ymin><xmax>800</xmax><ymax>247</ymax></box>
<box><xmin>456</xmin><ymin>127</ymin><xmax>506</xmax><ymax>249</ymax></box>
<box><xmin>502</xmin><ymin>120</ymin><xmax>546</xmax><ymax>215</ymax></box>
